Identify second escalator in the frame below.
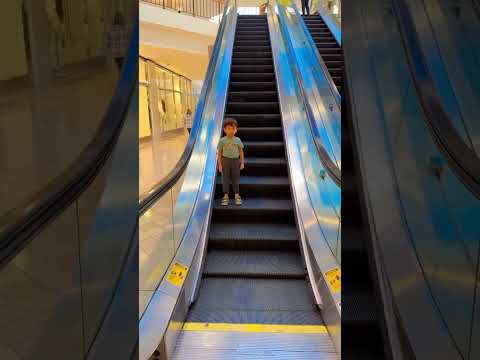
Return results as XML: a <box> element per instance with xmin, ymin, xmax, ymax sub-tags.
<box><xmin>303</xmin><ymin>14</ymin><xmax>343</xmax><ymax>93</ymax></box>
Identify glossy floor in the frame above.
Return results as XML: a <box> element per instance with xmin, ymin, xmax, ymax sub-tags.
<box><xmin>139</xmin><ymin>129</ymin><xmax>189</xmax><ymax>195</ymax></box>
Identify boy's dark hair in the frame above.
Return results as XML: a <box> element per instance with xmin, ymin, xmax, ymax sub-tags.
<box><xmin>223</xmin><ymin>118</ymin><xmax>238</xmax><ymax>128</ymax></box>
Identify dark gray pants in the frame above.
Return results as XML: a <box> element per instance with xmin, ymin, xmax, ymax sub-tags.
<box><xmin>301</xmin><ymin>0</ymin><xmax>310</xmax><ymax>15</ymax></box>
<box><xmin>222</xmin><ymin>157</ymin><xmax>240</xmax><ymax>194</ymax></box>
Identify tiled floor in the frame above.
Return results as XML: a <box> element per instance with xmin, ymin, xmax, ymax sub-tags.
<box><xmin>139</xmin><ymin>129</ymin><xmax>189</xmax><ymax>195</ymax></box>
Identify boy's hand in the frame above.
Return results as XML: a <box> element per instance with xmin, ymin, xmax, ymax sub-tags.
<box><xmin>218</xmin><ymin>163</ymin><xmax>223</xmax><ymax>173</ymax></box>
<box><xmin>240</xmin><ymin>162</ymin><xmax>244</xmax><ymax>170</ymax></box>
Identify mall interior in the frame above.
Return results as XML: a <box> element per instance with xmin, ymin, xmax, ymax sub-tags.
<box><xmin>1</xmin><ymin>0</ymin><xmax>480</xmax><ymax>359</ymax></box>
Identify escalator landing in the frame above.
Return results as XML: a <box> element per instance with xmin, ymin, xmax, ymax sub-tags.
<box><xmin>172</xmin><ymin>323</ymin><xmax>336</xmax><ymax>360</ymax></box>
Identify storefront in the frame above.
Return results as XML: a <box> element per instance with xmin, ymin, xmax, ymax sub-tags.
<box><xmin>139</xmin><ymin>57</ymin><xmax>197</xmax><ymax>139</ymax></box>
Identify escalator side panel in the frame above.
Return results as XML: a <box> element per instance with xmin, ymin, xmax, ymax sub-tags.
<box><xmin>344</xmin><ymin>1</ymin><xmax>474</xmax><ymax>358</ymax></box>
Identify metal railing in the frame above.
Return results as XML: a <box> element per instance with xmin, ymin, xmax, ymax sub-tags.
<box><xmin>142</xmin><ymin>0</ymin><xmax>225</xmax><ymax>22</ymax></box>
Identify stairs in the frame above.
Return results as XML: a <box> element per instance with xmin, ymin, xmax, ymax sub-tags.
<box><xmin>187</xmin><ymin>14</ymin><xmax>322</xmax><ymax>327</ymax></box>
<box><xmin>303</xmin><ymin>15</ymin><xmax>343</xmax><ymax>93</ymax></box>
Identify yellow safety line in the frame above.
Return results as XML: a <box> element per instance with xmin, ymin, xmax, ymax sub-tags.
<box><xmin>182</xmin><ymin>322</ymin><xmax>328</xmax><ymax>334</ymax></box>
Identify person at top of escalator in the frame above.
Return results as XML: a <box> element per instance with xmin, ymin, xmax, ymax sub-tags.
<box><xmin>217</xmin><ymin>118</ymin><xmax>244</xmax><ymax>206</ymax></box>
<box><xmin>301</xmin><ymin>0</ymin><xmax>310</xmax><ymax>15</ymax></box>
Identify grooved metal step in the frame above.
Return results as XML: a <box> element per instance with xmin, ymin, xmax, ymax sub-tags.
<box><xmin>190</xmin><ymin>278</ymin><xmax>320</xmax><ymax>314</ymax></box>
<box><xmin>231</xmin><ymin>65</ymin><xmax>274</xmax><ymax>73</ymax></box>
<box><xmin>242</xmin><ymin>141</ymin><xmax>285</xmax><ymax>157</ymax></box>
<box><xmin>212</xmin><ymin>198</ymin><xmax>294</xmax><ymax>223</ymax></box>
<box><xmin>204</xmin><ymin>250</ymin><xmax>304</xmax><ymax>278</ymax></box>
<box><xmin>229</xmin><ymin>81</ymin><xmax>277</xmax><ymax>92</ymax></box>
<box><xmin>228</xmin><ymin>91</ymin><xmax>277</xmax><ymax>102</ymax></box>
<box><xmin>232</xmin><ymin>58</ymin><xmax>273</xmax><ymax>65</ymax></box>
<box><xmin>227</xmin><ymin>102</ymin><xmax>280</xmax><ymax>114</ymax></box>
<box><xmin>236</xmin><ymin>127</ymin><xmax>283</xmax><ymax>141</ymax></box>
<box><xmin>230</xmin><ymin>73</ymin><xmax>275</xmax><ymax>82</ymax></box>
<box><xmin>232</xmin><ymin>51</ymin><xmax>272</xmax><ymax>58</ymax></box>
<box><xmin>225</xmin><ymin>113</ymin><xmax>281</xmax><ymax>127</ymax></box>
<box><xmin>215</xmin><ymin>176</ymin><xmax>290</xmax><ymax>197</ymax></box>
<box><xmin>242</xmin><ymin>157</ymin><xmax>287</xmax><ymax>176</ymax></box>
<box><xmin>208</xmin><ymin>222</ymin><xmax>298</xmax><ymax>251</ymax></box>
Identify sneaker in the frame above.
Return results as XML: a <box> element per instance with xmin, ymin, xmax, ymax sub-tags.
<box><xmin>221</xmin><ymin>195</ymin><xmax>229</xmax><ymax>206</ymax></box>
<box><xmin>235</xmin><ymin>194</ymin><xmax>242</xmax><ymax>206</ymax></box>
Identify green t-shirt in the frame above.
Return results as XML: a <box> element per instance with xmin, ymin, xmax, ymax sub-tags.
<box><xmin>218</xmin><ymin>136</ymin><xmax>244</xmax><ymax>159</ymax></box>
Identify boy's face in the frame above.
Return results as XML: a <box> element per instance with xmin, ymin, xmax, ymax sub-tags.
<box><xmin>224</xmin><ymin>124</ymin><xmax>237</xmax><ymax>137</ymax></box>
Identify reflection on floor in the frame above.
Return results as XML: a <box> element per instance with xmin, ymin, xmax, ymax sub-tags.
<box><xmin>139</xmin><ymin>129</ymin><xmax>189</xmax><ymax>195</ymax></box>
<box><xmin>0</xmin><ymin>58</ymin><xmax>119</xmax><ymax>216</ymax></box>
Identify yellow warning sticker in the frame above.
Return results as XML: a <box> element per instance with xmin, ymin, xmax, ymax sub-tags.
<box><xmin>325</xmin><ymin>267</ymin><xmax>341</xmax><ymax>293</ymax></box>
<box><xmin>167</xmin><ymin>262</ymin><xmax>189</xmax><ymax>287</ymax></box>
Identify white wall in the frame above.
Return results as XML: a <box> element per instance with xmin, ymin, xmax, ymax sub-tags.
<box><xmin>139</xmin><ymin>2</ymin><xmax>219</xmax><ymax>37</ymax></box>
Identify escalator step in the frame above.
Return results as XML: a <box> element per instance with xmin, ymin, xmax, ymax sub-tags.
<box><xmin>235</xmin><ymin>40</ymin><xmax>270</xmax><ymax>46</ymax></box>
<box><xmin>324</xmin><ymin>61</ymin><xmax>343</xmax><ymax>68</ymax></box>
<box><xmin>204</xmin><ymin>250</ymin><xmax>304</xmax><ymax>278</ymax></box>
<box><xmin>209</xmin><ymin>222</ymin><xmax>298</xmax><ymax>251</ymax></box>
<box><xmin>232</xmin><ymin>58</ymin><xmax>273</xmax><ymax>65</ymax></box>
<box><xmin>315</xmin><ymin>47</ymin><xmax>341</xmax><ymax>52</ymax></box>
<box><xmin>215</xmin><ymin>176</ymin><xmax>290</xmax><ymax>198</ymax></box>
<box><xmin>235</xmin><ymin>35</ymin><xmax>270</xmax><ymax>41</ymax></box>
<box><xmin>236</xmin><ymin>127</ymin><xmax>283</xmax><ymax>141</ymax></box>
<box><xmin>212</xmin><ymin>198</ymin><xmax>294</xmax><ymax>223</ymax></box>
<box><xmin>326</xmin><ymin>68</ymin><xmax>342</xmax><ymax>76</ymax></box>
<box><xmin>230</xmin><ymin>65</ymin><xmax>274</xmax><ymax>74</ymax></box>
<box><xmin>230</xmin><ymin>73</ymin><xmax>275</xmax><ymax>82</ymax></box>
<box><xmin>187</xmin><ymin>308</ymin><xmax>323</xmax><ymax>325</ymax></box>
<box><xmin>234</xmin><ymin>45</ymin><xmax>271</xmax><ymax>52</ymax></box>
<box><xmin>190</xmin><ymin>278</ymin><xmax>317</xmax><ymax>312</ymax></box>
<box><xmin>228</xmin><ymin>91</ymin><xmax>277</xmax><ymax>102</ymax></box>
<box><xmin>314</xmin><ymin>42</ymin><xmax>338</xmax><ymax>48</ymax></box>
<box><xmin>228</xmin><ymin>91</ymin><xmax>278</xmax><ymax>102</ymax></box>
<box><xmin>242</xmin><ymin>157</ymin><xmax>287</xmax><ymax>176</ymax></box>
<box><xmin>243</xmin><ymin>141</ymin><xmax>285</xmax><ymax>157</ymax></box>
<box><xmin>226</xmin><ymin>113</ymin><xmax>281</xmax><ymax>127</ymax></box>
<box><xmin>229</xmin><ymin>81</ymin><xmax>277</xmax><ymax>91</ymax></box>
<box><xmin>309</xmin><ymin>29</ymin><xmax>331</xmax><ymax>34</ymax></box>
<box><xmin>227</xmin><ymin>102</ymin><xmax>280</xmax><ymax>114</ymax></box>
<box><xmin>232</xmin><ymin>51</ymin><xmax>272</xmax><ymax>58</ymax></box>
<box><xmin>236</xmin><ymin>30</ymin><xmax>269</xmax><ymax>35</ymax></box>
<box><xmin>332</xmin><ymin>76</ymin><xmax>342</xmax><ymax>84</ymax></box>
<box><xmin>236</xmin><ymin>25</ymin><xmax>267</xmax><ymax>30</ymax></box>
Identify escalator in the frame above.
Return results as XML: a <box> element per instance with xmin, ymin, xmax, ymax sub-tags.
<box><xmin>171</xmin><ymin>15</ymin><xmax>329</xmax><ymax>359</ymax></box>
<box><xmin>344</xmin><ymin>0</ymin><xmax>480</xmax><ymax>359</ymax></box>
<box><xmin>302</xmin><ymin>15</ymin><xmax>343</xmax><ymax>93</ymax></box>
<box><xmin>0</xmin><ymin>19</ymin><xmax>138</xmax><ymax>359</ymax></box>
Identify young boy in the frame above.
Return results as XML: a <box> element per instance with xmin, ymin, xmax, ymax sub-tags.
<box><xmin>217</xmin><ymin>118</ymin><xmax>245</xmax><ymax>206</ymax></box>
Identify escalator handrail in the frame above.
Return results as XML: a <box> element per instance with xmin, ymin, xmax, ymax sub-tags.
<box><xmin>276</xmin><ymin>4</ymin><xmax>341</xmax><ymax>186</ymax></box>
<box><xmin>0</xmin><ymin>21</ymin><xmax>138</xmax><ymax>269</ymax></box>
<box><xmin>138</xmin><ymin>4</ymin><xmax>230</xmax><ymax>215</ymax></box>
<box><xmin>392</xmin><ymin>0</ymin><xmax>480</xmax><ymax>199</ymax></box>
